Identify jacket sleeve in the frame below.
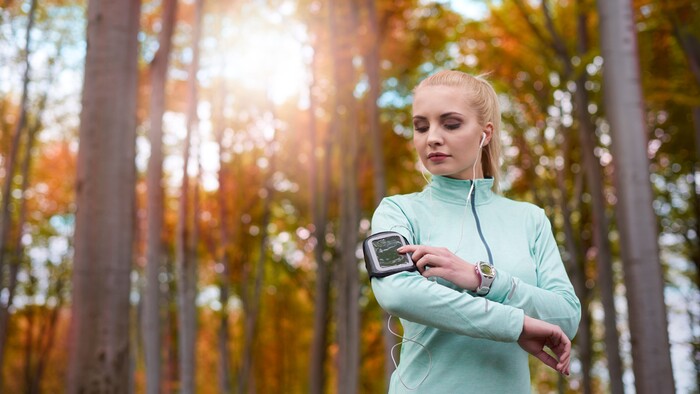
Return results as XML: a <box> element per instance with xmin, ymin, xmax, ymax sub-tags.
<box><xmin>485</xmin><ymin>208</ymin><xmax>581</xmax><ymax>340</ymax></box>
<box><xmin>370</xmin><ymin>198</ymin><xmax>525</xmax><ymax>343</ymax></box>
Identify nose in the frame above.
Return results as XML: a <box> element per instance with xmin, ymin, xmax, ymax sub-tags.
<box><xmin>426</xmin><ymin>125</ymin><xmax>443</xmax><ymax>146</ymax></box>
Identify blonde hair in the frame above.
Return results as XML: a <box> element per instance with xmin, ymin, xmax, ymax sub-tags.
<box><xmin>414</xmin><ymin>70</ymin><xmax>502</xmax><ymax>192</ymax></box>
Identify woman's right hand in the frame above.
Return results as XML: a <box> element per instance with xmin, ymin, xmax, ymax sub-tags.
<box><xmin>396</xmin><ymin>244</ymin><xmax>480</xmax><ymax>291</ymax></box>
<box><xmin>517</xmin><ymin>315</ymin><xmax>571</xmax><ymax>375</ymax></box>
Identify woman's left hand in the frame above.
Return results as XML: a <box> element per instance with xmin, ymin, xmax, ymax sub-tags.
<box><xmin>397</xmin><ymin>245</ymin><xmax>479</xmax><ymax>291</ymax></box>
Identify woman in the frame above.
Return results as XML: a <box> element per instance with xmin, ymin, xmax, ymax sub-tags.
<box><xmin>370</xmin><ymin>70</ymin><xmax>581</xmax><ymax>393</ymax></box>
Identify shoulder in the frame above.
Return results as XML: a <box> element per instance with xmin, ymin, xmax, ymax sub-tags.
<box><xmin>371</xmin><ymin>191</ymin><xmax>425</xmax><ymax>235</ymax></box>
<box><xmin>491</xmin><ymin>194</ymin><xmax>550</xmax><ymax>226</ymax></box>
<box><xmin>492</xmin><ymin>194</ymin><xmax>543</xmax><ymax>213</ymax></box>
<box><xmin>376</xmin><ymin>191</ymin><xmax>425</xmax><ymax>213</ymax></box>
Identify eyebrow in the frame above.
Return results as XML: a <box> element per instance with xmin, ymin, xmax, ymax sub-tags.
<box><xmin>412</xmin><ymin>112</ymin><xmax>464</xmax><ymax>120</ymax></box>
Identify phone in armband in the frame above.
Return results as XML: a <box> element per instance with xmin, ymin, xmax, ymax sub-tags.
<box><xmin>363</xmin><ymin>231</ymin><xmax>416</xmax><ymax>278</ymax></box>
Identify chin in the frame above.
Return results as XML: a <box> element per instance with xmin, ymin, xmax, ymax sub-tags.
<box><xmin>425</xmin><ymin>167</ymin><xmax>453</xmax><ymax>177</ymax></box>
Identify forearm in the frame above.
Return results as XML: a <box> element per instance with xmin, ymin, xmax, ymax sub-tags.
<box><xmin>372</xmin><ymin>271</ymin><xmax>525</xmax><ymax>342</ymax></box>
<box><xmin>487</xmin><ymin>270</ymin><xmax>580</xmax><ymax>339</ymax></box>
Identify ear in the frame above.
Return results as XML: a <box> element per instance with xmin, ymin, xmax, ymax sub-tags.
<box><xmin>482</xmin><ymin>123</ymin><xmax>494</xmax><ymax>146</ymax></box>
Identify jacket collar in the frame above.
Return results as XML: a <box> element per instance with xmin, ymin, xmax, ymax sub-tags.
<box><xmin>427</xmin><ymin>175</ymin><xmax>496</xmax><ymax>206</ymax></box>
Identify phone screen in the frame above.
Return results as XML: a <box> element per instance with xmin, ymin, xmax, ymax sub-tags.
<box><xmin>372</xmin><ymin>236</ymin><xmax>406</xmax><ymax>268</ymax></box>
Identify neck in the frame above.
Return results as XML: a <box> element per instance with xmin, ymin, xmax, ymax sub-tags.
<box><xmin>449</xmin><ymin>164</ymin><xmax>484</xmax><ymax>181</ymax></box>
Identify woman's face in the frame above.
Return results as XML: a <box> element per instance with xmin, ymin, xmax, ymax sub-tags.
<box><xmin>412</xmin><ymin>85</ymin><xmax>491</xmax><ymax>180</ymax></box>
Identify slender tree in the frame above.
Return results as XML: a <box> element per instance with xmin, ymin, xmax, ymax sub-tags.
<box><xmin>504</xmin><ymin>2</ymin><xmax>625</xmax><ymax>390</ymax></box>
<box><xmin>212</xmin><ymin>12</ymin><xmax>232</xmax><ymax>392</ymax></box>
<box><xmin>176</xmin><ymin>0</ymin><xmax>204</xmax><ymax>392</ymax></box>
<box><xmin>214</xmin><ymin>124</ymin><xmax>233</xmax><ymax>394</ymax></box>
<box><xmin>596</xmin><ymin>0</ymin><xmax>675</xmax><ymax>392</ymax></box>
<box><xmin>238</xmin><ymin>162</ymin><xmax>274</xmax><ymax>394</ymax></box>
<box><xmin>554</xmin><ymin>149</ymin><xmax>593</xmax><ymax>394</ymax></box>
<box><xmin>553</xmin><ymin>2</ymin><xmax>626</xmax><ymax>391</ymax></box>
<box><xmin>668</xmin><ymin>1</ymin><xmax>700</xmax><ymax>291</ymax></box>
<box><xmin>143</xmin><ymin>0</ymin><xmax>178</xmax><ymax>392</ymax></box>
<box><xmin>308</xmin><ymin>12</ymin><xmax>334</xmax><ymax>392</ymax></box>
<box><xmin>331</xmin><ymin>0</ymin><xmax>361</xmax><ymax>391</ymax></box>
<box><xmin>360</xmin><ymin>0</ymin><xmax>395</xmax><ymax>385</ymax></box>
<box><xmin>0</xmin><ymin>1</ymin><xmax>38</xmax><ymax>382</ymax></box>
<box><xmin>66</xmin><ymin>0</ymin><xmax>141</xmax><ymax>392</ymax></box>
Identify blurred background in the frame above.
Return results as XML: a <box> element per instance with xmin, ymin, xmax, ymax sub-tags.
<box><xmin>0</xmin><ymin>0</ymin><xmax>699</xmax><ymax>393</ymax></box>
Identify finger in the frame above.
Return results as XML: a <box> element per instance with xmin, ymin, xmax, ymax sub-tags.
<box><xmin>557</xmin><ymin>345</ymin><xmax>571</xmax><ymax>375</ymax></box>
<box><xmin>416</xmin><ymin>255</ymin><xmax>447</xmax><ymax>273</ymax></box>
<box><xmin>555</xmin><ymin>346</ymin><xmax>570</xmax><ymax>375</ymax></box>
<box><xmin>398</xmin><ymin>245</ymin><xmax>446</xmax><ymax>260</ymax></box>
<box><xmin>401</xmin><ymin>245</ymin><xmax>431</xmax><ymax>262</ymax></box>
<box><xmin>533</xmin><ymin>349</ymin><xmax>559</xmax><ymax>371</ymax></box>
<box><xmin>549</xmin><ymin>342</ymin><xmax>570</xmax><ymax>370</ymax></box>
<box><xmin>552</xmin><ymin>336</ymin><xmax>571</xmax><ymax>357</ymax></box>
<box><xmin>421</xmin><ymin>267</ymin><xmax>448</xmax><ymax>280</ymax></box>
<box><xmin>557</xmin><ymin>358</ymin><xmax>570</xmax><ymax>375</ymax></box>
<box><xmin>558</xmin><ymin>349</ymin><xmax>570</xmax><ymax>366</ymax></box>
<box><xmin>410</xmin><ymin>246</ymin><xmax>444</xmax><ymax>264</ymax></box>
<box><xmin>557</xmin><ymin>359</ymin><xmax>570</xmax><ymax>376</ymax></box>
<box><xmin>416</xmin><ymin>254</ymin><xmax>444</xmax><ymax>270</ymax></box>
<box><xmin>397</xmin><ymin>244</ymin><xmax>418</xmax><ymax>254</ymax></box>
<box><xmin>556</xmin><ymin>352</ymin><xmax>570</xmax><ymax>373</ymax></box>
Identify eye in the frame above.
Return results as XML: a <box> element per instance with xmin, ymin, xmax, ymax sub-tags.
<box><xmin>444</xmin><ymin>122</ymin><xmax>461</xmax><ymax>130</ymax></box>
<box><xmin>413</xmin><ymin>122</ymin><xmax>429</xmax><ymax>133</ymax></box>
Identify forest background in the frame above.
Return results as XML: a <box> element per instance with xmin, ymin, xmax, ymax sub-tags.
<box><xmin>0</xmin><ymin>0</ymin><xmax>699</xmax><ymax>393</ymax></box>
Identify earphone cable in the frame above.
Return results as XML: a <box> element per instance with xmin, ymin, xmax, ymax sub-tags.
<box><xmin>387</xmin><ymin>315</ymin><xmax>432</xmax><ymax>391</ymax></box>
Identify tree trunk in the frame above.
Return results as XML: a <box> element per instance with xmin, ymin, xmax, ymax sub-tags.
<box><xmin>361</xmin><ymin>0</ymin><xmax>395</xmax><ymax>385</ymax></box>
<box><xmin>574</xmin><ymin>83</ymin><xmax>625</xmax><ymax>394</ymax></box>
<box><xmin>332</xmin><ymin>0</ymin><xmax>361</xmax><ymax>391</ymax></box>
<box><xmin>308</xmin><ymin>24</ymin><xmax>333</xmax><ymax>394</ymax></box>
<box><xmin>216</xmin><ymin>161</ymin><xmax>233</xmax><ymax>394</ymax></box>
<box><xmin>555</xmin><ymin>151</ymin><xmax>593</xmax><ymax>394</ymax></box>
<box><xmin>691</xmin><ymin>107</ymin><xmax>700</xmax><ymax>289</ymax></box>
<box><xmin>11</xmin><ymin>96</ymin><xmax>40</xmax><ymax>394</ymax></box>
<box><xmin>190</xmin><ymin>127</ymin><xmax>202</xmax><ymax>394</ymax></box>
<box><xmin>143</xmin><ymin>1</ymin><xmax>177</xmax><ymax>393</ymax></box>
<box><xmin>166</xmin><ymin>268</ymin><xmax>180</xmax><ymax>392</ymax></box>
<box><xmin>596</xmin><ymin>1</ymin><xmax>675</xmax><ymax>392</ymax></box>
<box><xmin>26</xmin><ymin>275</ymin><xmax>65</xmax><ymax>394</ymax></box>
<box><xmin>538</xmin><ymin>1</ymin><xmax>626</xmax><ymax>390</ymax></box>
<box><xmin>213</xmin><ymin>28</ymin><xmax>232</xmax><ymax>394</ymax></box>
<box><xmin>0</xmin><ymin>0</ymin><xmax>37</xmax><ymax>284</ymax></box>
<box><xmin>671</xmin><ymin>0</ymin><xmax>700</xmax><ymax>290</ymax></box>
<box><xmin>238</xmin><ymin>172</ymin><xmax>274</xmax><ymax>394</ymax></box>
<box><xmin>571</xmin><ymin>6</ymin><xmax>625</xmax><ymax>389</ymax></box>
<box><xmin>176</xmin><ymin>0</ymin><xmax>204</xmax><ymax>392</ymax></box>
<box><xmin>23</xmin><ymin>303</ymin><xmax>36</xmax><ymax>392</ymax></box>
<box><xmin>67</xmin><ymin>0</ymin><xmax>141</xmax><ymax>392</ymax></box>
<box><xmin>0</xmin><ymin>2</ymin><xmax>37</xmax><ymax>383</ymax></box>
<box><xmin>20</xmin><ymin>51</ymin><xmax>66</xmax><ymax>392</ymax></box>
<box><xmin>0</xmin><ymin>2</ymin><xmax>41</xmax><ymax>383</ymax></box>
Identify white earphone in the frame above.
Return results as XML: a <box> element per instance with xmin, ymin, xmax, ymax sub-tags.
<box><xmin>479</xmin><ymin>132</ymin><xmax>486</xmax><ymax>148</ymax></box>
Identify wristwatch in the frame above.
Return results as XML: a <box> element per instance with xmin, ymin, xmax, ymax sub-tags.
<box><xmin>475</xmin><ymin>261</ymin><xmax>496</xmax><ymax>296</ymax></box>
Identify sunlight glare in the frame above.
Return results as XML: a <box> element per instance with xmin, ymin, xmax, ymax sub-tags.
<box><xmin>222</xmin><ymin>3</ymin><xmax>309</xmax><ymax>106</ymax></box>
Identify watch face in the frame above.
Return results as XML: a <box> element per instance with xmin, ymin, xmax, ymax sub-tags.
<box><xmin>480</xmin><ymin>263</ymin><xmax>494</xmax><ymax>276</ymax></box>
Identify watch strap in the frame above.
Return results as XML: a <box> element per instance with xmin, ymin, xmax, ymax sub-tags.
<box><xmin>475</xmin><ymin>261</ymin><xmax>495</xmax><ymax>296</ymax></box>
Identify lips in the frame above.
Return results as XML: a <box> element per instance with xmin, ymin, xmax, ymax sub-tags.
<box><xmin>427</xmin><ymin>152</ymin><xmax>450</xmax><ymax>162</ymax></box>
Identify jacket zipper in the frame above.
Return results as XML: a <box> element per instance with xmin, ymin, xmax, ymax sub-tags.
<box><xmin>470</xmin><ymin>185</ymin><xmax>494</xmax><ymax>266</ymax></box>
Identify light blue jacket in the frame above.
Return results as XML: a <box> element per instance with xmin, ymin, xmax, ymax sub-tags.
<box><xmin>371</xmin><ymin>176</ymin><xmax>581</xmax><ymax>393</ymax></box>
